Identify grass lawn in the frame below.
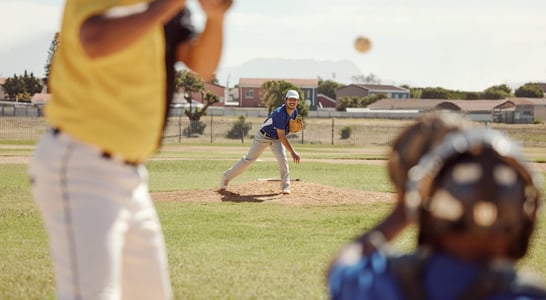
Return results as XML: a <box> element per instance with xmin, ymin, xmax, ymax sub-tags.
<box><xmin>1</xmin><ymin>143</ymin><xmax>545</xmax><ymax>299</ymax></box>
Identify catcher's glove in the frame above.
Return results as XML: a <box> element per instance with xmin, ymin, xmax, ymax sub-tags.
<box><xmin>289</xmin><ymin>118</ymin><xmax>303</xmax><ymax>133</ymax></box>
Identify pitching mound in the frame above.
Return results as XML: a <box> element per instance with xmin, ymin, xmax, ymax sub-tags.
<box><xmin>151</xmin><ymin>179</ymin><xmax>396</xmax><ymax>206</ymax></box>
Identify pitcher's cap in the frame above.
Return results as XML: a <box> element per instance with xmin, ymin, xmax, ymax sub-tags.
<box><xmin>285</xmin><ymin>90</ymin><xmax>300</xmax><ymax>100</ymax></box>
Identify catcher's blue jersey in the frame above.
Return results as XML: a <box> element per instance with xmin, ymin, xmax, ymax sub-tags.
<box><xmin>328</xmin><ymin>250</ymin><xmax>544</xmax><ymax>300</ymax></box>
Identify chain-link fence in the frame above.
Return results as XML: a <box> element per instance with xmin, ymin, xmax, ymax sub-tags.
<box><xmin>160</xmin><ymin>115</ymin><xmax>410</xmax><ymax>146</ymax></box>
<box><xmin>2</xmin><ymin>115</ymin><xmax>546</xmax><ymax>147</ymax></box>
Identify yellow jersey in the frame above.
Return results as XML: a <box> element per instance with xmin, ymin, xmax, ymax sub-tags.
<box><xmin>47</xmin><ymin>0</ymin><xmax>166</xmax><ymax>163</ymax></box>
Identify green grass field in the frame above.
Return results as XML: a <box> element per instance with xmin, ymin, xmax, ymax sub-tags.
<box><xmin>1</xmin><ymin>143</ymin><xmax>545</xmax><ymax>299</ymax></box>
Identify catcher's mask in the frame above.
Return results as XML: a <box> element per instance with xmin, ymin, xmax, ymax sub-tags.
<box><xmin>405</xmin><ymin>128</ymin><xmax>542</xmax><ymax>259</ymax></box>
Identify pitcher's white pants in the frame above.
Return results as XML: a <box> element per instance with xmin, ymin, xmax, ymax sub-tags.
<box><xmin>29</xmin><ymin>130</ymin><xmax>172</xmax><ymax>300</ymax></box>
<box><xmin>223</xmin><ymin>130</ymin><xmax>290</xmax><ymax>192</ymax></box>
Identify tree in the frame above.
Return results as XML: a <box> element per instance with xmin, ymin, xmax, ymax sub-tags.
<box><xmin>482</xmin><ymin>89</ymin><xmax>509</xmax><ymax>100</ymax></box>
<box><xmin>336</xmin><ymin>94</ymin><xmax>386</xmax><ymax>111</ymax></box>
<box><xmin>486</xmin><ymin>84</ymin><xmax>511</xmax><ymax>94</ymax></box>
<box><xmin>175</xmin><ymin>69</ymin><xmax>218</xmax><ymax>135</ymax></box>
<box><xmin>401</xmin><ymin>85</ymin><xmax>423</xmax><ymax>99</ymax></box>
<box><xmin>210</xmin><ymin>76</ymin><xmax>220</xmax><ymax>85</ymax></box>
<box><xmin>318</xmin><ymin>79</ymin><xmax>345</xmax><ymax>99</ymax></box>
<box><xmin>261</xmin><ymin>80</ymin><xmax>309</xmax><ymax>117</ymax></box>
<box><xmin>2</xmin><ymin>71</ymin><xmax>43</xmax><ymax>101</ymax></box>
<box><xmin>44</xmin><ymin>32</ymin><xmax>60</xmax><ymax>92</ymax></box>
<box><xmin>482</xmin><ymin>85</ymin><xmax>511</xmax><ymax>99</ymax></box>
<box><xmin>226</xmin><ymin>115</ymin><xmax>252</xmax><ymax>141</ymax></box>
<box><xmin>336</xmin><ymin>96</ymin><xmax>360</xmax><ymax>111</ymax></box>
<box><xmin>515</xmin><ymin>83</ymin><xmax>544</xmax><ymax>98</ymax></box>
<box><xmin>420</xmin><ymin>87</ymin><xmax>450</xmax><ymax>99</ymax></box>
<box><xmin>464</xmin><ymin>92</ymin><xmax>481</xmax><ymax>100</ymax></box>
<box><xmin>361</xmin><ymin>93</ymin><xmax>386</xmax><ymax>106</ymax></box>
<box><xmin>176</xmin><ymin>69</ymin><xmax>204</xmax><ymax>120</ymax></box>
<box><xmin>351</xmin><ymin>73</ymin><xmax>381</xmax><ymax>84</ymax></box>
<box><xmin>2</xmin><ymin>76</ymin><xmax>24</xmax><ymax>100</ymax></box>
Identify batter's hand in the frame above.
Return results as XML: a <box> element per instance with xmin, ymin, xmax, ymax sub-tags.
<box><xmin>198</xmin><ymin>0</ymin><xmax>233</xmax><ymax>19</ymax></box>
<box><xmin>291</xmin><ymin>151</ymin><xmax>300</xmax><ymax>164</ymax></box>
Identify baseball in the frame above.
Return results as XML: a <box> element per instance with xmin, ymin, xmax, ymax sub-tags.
<box><xmin>354</xmin><ymin>36</ymin><xmax>371</xmax><ymax>53</ymax></box>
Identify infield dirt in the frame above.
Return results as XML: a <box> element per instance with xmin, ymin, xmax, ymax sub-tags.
<box><xmin>151</xmin><ymin>179</ymin><xmax>397</xmax><ymax>206</ymax></box>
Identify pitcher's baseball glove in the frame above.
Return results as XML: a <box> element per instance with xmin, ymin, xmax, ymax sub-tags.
<box><xmin>289</xmin><ymin>118</ymin><xmax>303</xmax><ymax>133</ymax></box>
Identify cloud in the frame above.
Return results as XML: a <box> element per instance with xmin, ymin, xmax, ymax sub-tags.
<box><xmin>0</xmin><ymin>1</ymin><xmax>62</xmax><ymax>52</ymax></box>
<box><xmin>1</xmin><ymin>0</ymin><xmax>545</xmax><ymax>90</ymax></box>
<box><xmin>0</xmin><ymin>1</ymin><xmax>61</xmax><ymax>76</ymax></box>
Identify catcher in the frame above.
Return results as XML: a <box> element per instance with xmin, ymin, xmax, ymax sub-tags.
<box><xmin>327</xmin><ymin>116</ymin><xmax>546</xmax><ymax>299</ymax></box>
<box><xmin>221</xmin><ymin>90</ymin><xmax>302</xmax><ymax>195</ymax></box>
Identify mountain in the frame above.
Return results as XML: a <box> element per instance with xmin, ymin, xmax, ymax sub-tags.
<box><xmin>215</xmin><ymin>58</ymin><xmax>363</xmax><ymax>87</ymax></box>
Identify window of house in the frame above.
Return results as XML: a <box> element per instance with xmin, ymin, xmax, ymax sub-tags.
<box><xmin>246</xmin><ymin>89</ymin><xmax>254</xmax><ymax>99</ymax></box>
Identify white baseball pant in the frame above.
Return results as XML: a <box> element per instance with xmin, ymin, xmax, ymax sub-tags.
<box><xmin>223</xmin><ymin>130</ymin><xmax>290</xmax><ymax>192</ymax></box>
<box><xmin>28</xmin><ymin>130</ymin><xmax>172</xmax><ymax>300</ymax></box>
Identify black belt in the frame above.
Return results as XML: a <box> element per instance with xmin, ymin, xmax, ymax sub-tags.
<box><xmin>51</xmin><ymin>128</ymin><xmax>139</xmax><ymax>166</ymax></box>
<box><xmin>260</xmin><ymin>129</ymin><xmax>278</xmax><ymax>139</ymax></box>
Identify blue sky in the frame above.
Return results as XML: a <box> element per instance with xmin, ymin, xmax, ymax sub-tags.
<box><xmin>1</xmin><ymin>0</ymin><xmax>545</xmax><ymax>91</ymax></box>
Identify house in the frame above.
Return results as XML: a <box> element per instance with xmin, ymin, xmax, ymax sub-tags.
<box><xmin>367</xmin><ymin>98</ymin><xmax>512</xmax><ymax>122</ymax></box>
<box><xmin>317</xmin><ymin>93</ymin><xmax>337</xmax><ymax>109</ymax></box>
<box><xmin>452</xmin><ymin>99</ymin><xmax>514</xmax><ymax>122</ymax></box>
<box><xmin>31</xmin><ymin>93</ymin><xmax>51</xmax><ymax>103</ymax></box>
<box><xmin>225</xmin><ymin>87</ymin><xmax>239</xmax><ymax>106</ymax></box>
<box><xmin>502</xmin><ymin>97</ymin><xmax>546</xmax><ymax>123</ymax></box>
<box><xmin>367</xmin><ymin>98</ymin><xmax>444</xmax><ymax>111</ymax></box>
<box><xmin>367</xmin><ymin>97</ymin><xmax>546</xmax><ymax>123</ymax></box>
<box><xmin>0</xmin><ymin>77</ymin><xmax>6</xmax><ymax>100</ymax></box>
<box><xmin>336</xmin><ymin>84</ymin><xmax>410</xmax><ymax>100</ymax></box>
<box><xmin>176</xmin><ymin>81</ymin><xmax>226</xmax><ymax>106</ymax></box>
<box><xmin>238</xmin><ymin>78</ymin><xmax>319</xmax><ymax>109</ymax></box>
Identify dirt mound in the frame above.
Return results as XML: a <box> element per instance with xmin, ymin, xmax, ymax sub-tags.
<box><xmin>151</xmin><ymin>180</ymin><xmax>396</xmax><ymax>206</ymax></box>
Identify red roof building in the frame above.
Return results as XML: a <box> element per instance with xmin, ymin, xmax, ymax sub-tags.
<box><xmin>238</xmin><ymin>78</ymin><xmax>319</xmax><ymax>109</ymax></box>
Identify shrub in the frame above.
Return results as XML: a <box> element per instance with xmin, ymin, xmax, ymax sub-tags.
<box><xmin>183</xmin><ymin>121</ymin><xmax>206</xmax><ymax>136</ymax></box>
<box><xmin>226</xmin><ymin>116</ymin><xmax>252</xmax><ymax>139</ymax></box>
<box><xmin>340</xmin><ymin>126</ymin><xmax>352</xmax><ymax>139</ymax></box>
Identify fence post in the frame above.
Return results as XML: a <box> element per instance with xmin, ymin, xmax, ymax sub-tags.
<box><xmin>210</xmin><ymin>115</ymin><xmax>213</xmax><ymax>144</ymax></box>
<box><xmin>178</xmin><ymin>115</ymin><xmax>182</xmax><ymax>143</ymax></box>
<box><xmin>331</xmin><ymin>118</ymin><xmax>334</xmax><ymax>145</ymax></box>
<box><xmin>301</xmin><ymin>119</ymin><xmax>304</xmax><ymax>144</ymax></box>
<box><xmin>240</xmin><ymin>119</ymin><xmax>245</xmax><ymax>144</ymax></box>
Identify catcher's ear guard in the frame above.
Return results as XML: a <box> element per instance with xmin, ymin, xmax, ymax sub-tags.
<box><xmin>405</xmin><ymin>128</ymin><xmax>542</xmax><ymax>259</ymax></box>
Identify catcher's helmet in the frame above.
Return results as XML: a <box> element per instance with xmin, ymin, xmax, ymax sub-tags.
<box><xmin>387</xmin><ymin>111</ymin><xmax>471</xmax><ymax>193</ymax></box>
<box><xmin>405</xmin><ymin>128</ymin><xmax>542</xmax><ymax>259</ymax></box>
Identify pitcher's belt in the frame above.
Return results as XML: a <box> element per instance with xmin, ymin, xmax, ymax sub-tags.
<box><xmin>260</xmin><ymin>129</ymin><xmax>278</xmax><ymax>139</ymax></box>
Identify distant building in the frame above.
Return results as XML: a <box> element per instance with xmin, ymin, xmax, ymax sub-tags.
<box><xmin>176</xmin><ymin>81</ymin><xmax>226</xmax><ymax>106</ymax></box>
<box><xmin>0</xmin><ymin>77</ymin><xmax>7</xmax><ymax>100</ymax></box>
<box><xmin>317</xmin><ymin>93</ymin><xmax>337</xmax><ymax>109</ymax></box>
<box><xmin>367</xmin><ymin>97</ymin><xmax>546</xmax><ymax>123</ymax></box>
<box><xmin>31</xmin><ymin>93</ymin><xmax>51</xmax><ymax>104</ymax></box>
<box><xmin>238</xmin><ymin>78</ymin><xmax>319</xmax><ymax>109</ymax></box>
<box><xmin>336</xmin><ymin>84</ymin><xmax>410</xmax><ymax>100</ymax></box>
<box><xmin>503</xmin><ymin>97</ymin><xmax>546</xmax><ymax>123</ymax></box>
